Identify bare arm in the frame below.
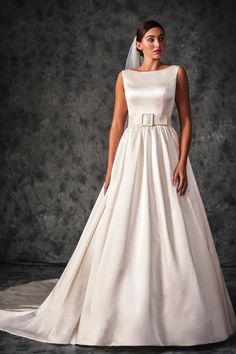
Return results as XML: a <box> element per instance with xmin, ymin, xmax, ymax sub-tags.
<box><xmin>175</xmin><ymin>66</ymin><xmax>192</xmax><ymax>165</ymax></box>
<box><xmin>104</xmin><ymin>71</ymin><xmax>128</xmax><ymax>192</ymax></box>
<box><xmin>173</xmin><ymin>66</ymin><xmax>192</xmax><ymax>195</ymax></box>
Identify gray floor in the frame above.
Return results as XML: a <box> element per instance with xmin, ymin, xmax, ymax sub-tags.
<box><xmin>0</xmin><ymin>264</ymin><xmax>235</xmax><ymax>354</ymax></box>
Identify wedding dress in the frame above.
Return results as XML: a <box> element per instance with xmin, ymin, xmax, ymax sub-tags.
<box><xmin>0</xmin><ymin>65</ymin><xmax>235</xmax><ymax>346</ymax></box>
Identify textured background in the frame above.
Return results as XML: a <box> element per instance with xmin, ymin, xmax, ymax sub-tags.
<box><xmin>0</xmin><ymin>0</ymin><xmax>235</xmax><ymax>265</ymax></box>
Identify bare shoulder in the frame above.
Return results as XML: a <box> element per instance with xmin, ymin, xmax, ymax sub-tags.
<box><xmin>115</xmin><ymin>70</ymin><xmax>125</xmax><ymax>89</ymax></box>
<box><xmin>177</xmin><ymin>65</ymin><xmax>189</xmax><ymax>79</ymax></box>
<box><xmin>116</xmin><ymin>70</ymin><xmax>124</xmax><ymax>80</ymax></box>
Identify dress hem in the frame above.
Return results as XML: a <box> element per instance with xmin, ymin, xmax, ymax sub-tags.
<box><xmin>0</xmin><ymin>327</ymin><xmax>235</xmax><ymax>347</ymax></box>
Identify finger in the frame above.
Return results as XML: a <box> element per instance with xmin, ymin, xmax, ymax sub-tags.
<box><xmin>173</xmin><ymin>167</ymin><xmax>180</xmax><ymax>184</ymax></box>
<box><xmin>177</xmin><ymin>176</ymin><xmax>184</xmax><ymax>192</ymax></box>
<box><xmin>180</xmin><ymin>180</ymin><xmax>186</xmax><ymax>194</ymax></box>
<box><xmin>180</xmin><ymin>175</ymin><xmax>187</xmax><ymax>191</ymax></box>
<box><xmin>181</xmin><ymin>180</ymin><xmax>188</xmax><ymax>195</ymax></box>
<box><xmin>180</xmin><ymin>180</ymin><xmax>185</xmax><ymax>195</ymax></box>
<box><xmin>173</xmin><ymin>171</ymin><xmax>177</xmax><ymax>185</ymax></box>
<box><xmin>183</xmin><ymin>181</ymin><xmax>188</xmax><ymax>195</ymax></box>
<box><xmin>175</xmin><ymin>175</ymin><xmax>180</xmax><ymax>189</ymax></box>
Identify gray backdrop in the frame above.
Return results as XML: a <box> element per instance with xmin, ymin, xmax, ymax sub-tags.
<box><xmin>0</xmin><ymin>0</ymin><xmax>235</xmax><ymax>265</ymax></box>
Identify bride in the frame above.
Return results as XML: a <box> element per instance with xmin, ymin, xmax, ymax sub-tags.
<box><xmin>0</xmin><ymin>19</ymin><xmax>235</xmax><ymax>347</ymax></box>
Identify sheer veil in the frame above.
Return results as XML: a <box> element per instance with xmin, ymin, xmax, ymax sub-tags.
<box><xmin>124</xmin><ymin>35</ymin><xmax>143</xmax><ymax>128</ymax></box>
<box><xmin>125</xmin><ymin>35</ymin><xmax>143</xmax><ymax>70</ymax></box>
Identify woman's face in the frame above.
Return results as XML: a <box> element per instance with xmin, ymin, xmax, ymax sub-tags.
<box><xmin>136</xmin><ymin>27</ymin><xmax>166</xmax><ymax>60</ymax></box>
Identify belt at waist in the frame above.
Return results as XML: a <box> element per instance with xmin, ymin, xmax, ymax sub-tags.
<box><xmin>128</xmin><ymin>112</ymin><xmax>171</xmax><ymax>127</ymax></box>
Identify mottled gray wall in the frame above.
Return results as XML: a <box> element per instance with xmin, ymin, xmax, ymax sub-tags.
<box><xmin>0</xmin><ymin>0</ymin><xmax>235</xmax><ymax>265</ymax></box>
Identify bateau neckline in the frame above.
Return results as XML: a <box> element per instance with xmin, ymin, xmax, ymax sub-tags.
<box><xmin>128</xmin><ymin>65</ymin><xmax>175</xmax><ymax>73</ymax></box>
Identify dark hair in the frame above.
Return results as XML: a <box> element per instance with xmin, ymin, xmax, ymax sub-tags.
<box><xmin>136</xmin><ymin>19</ymin><xmax>165</xmax><ymax>57</ymax></box>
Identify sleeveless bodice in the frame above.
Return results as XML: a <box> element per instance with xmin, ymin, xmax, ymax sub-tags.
<box><xmin>122</xmin><ymin>65</ymin><xmax>179</xmax><ymax>127</ymax></box>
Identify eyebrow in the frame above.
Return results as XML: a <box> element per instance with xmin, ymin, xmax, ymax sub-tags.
<box><xmin>145</xmin><ymin>33</ymin><xmax>165</xmax><ymax>38</ymax></box>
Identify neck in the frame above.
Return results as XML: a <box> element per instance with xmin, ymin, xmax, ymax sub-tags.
<box><xmin>140</xmin><ymin>58</ymin><xmax>163</xmax><ymax>71</ymax></box>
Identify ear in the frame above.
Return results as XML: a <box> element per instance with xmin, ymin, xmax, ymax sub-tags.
<box><xmin>136</xmin><ymin>42</ymin><xmax>142</xmax><ymax>51</ymax></box>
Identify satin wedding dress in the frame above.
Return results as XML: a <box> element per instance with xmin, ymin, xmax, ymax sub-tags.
<box><xmin>0</xmin><ymin>65</ymin><xmax>235</xmax><ymax>346</ymax></box>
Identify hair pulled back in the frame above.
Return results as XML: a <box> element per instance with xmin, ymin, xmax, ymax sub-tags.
<box><xmin>136</xmin><ymin>19</ymin><xmax>165</xmax><ymax>57</ymax></box>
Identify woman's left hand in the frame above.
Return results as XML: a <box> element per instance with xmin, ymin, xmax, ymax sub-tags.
<box><xmin>172</xmin><ymin>161</ymin><xmax>188</xmax><ymax>196</ymax></box>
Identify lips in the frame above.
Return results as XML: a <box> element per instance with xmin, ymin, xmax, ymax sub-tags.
<box><xmin>154</xmin><ymin>50</ymin><xmax>161</xmax><ymax>53</ymax></box>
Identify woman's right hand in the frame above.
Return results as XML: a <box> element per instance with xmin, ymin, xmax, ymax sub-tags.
<box><xmin>103</xmin><ymin>173</ymin><xmax>111</xmax><ymax>195</ymax></box>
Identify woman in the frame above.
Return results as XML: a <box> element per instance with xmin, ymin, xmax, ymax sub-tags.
<box><xmin>104</xmin><ymin>22</ymin><xmax>190</xmax><ymax>198</ymax></box>
<box><xmin>0</xmin><ymin>19</ymin><xmax>235</xmax><ymax>347</ymax></box>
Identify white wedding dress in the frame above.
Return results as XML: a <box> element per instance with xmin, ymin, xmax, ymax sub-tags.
<box><xmin>0</xmin><ymin>65</ymin><xmax>235</xmax><ymax>346</ymax></box>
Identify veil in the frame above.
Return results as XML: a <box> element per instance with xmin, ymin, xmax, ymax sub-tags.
<box><xmin>125</xmin><ymin>35</ymin><xmax>143</xmax><ymax>70</ymax></box>
<box><xmin>123</xmin><ymin>35</ymin><xmax>143</xmax><ymax>129</ymax></box>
